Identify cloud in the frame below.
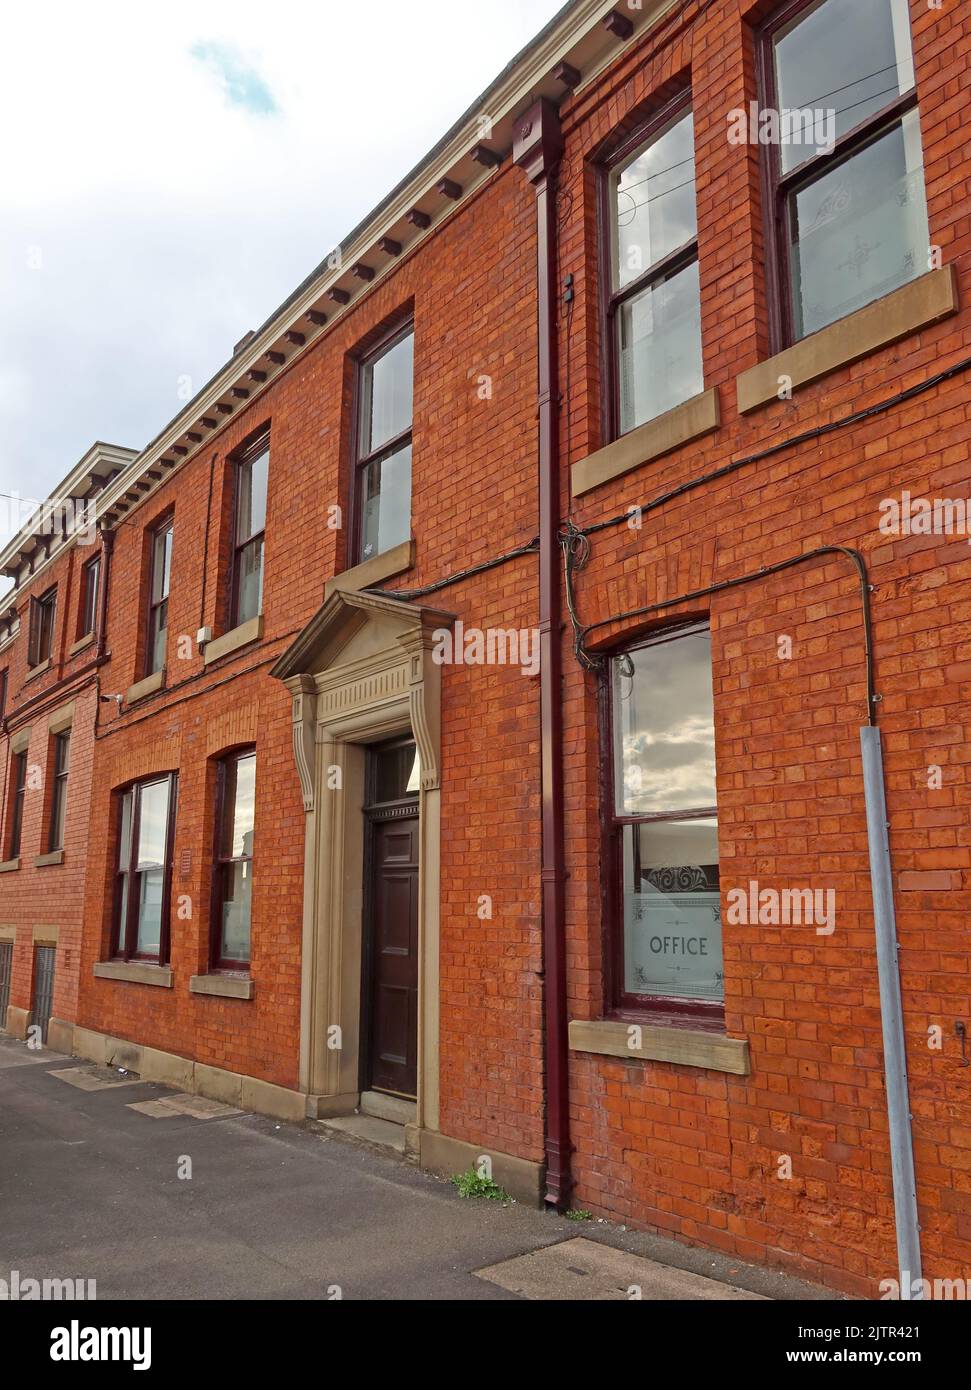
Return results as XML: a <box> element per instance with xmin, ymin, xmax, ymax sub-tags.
<box><xmin>190</xmin><ymin>41</ymin><xmax>278</xmax><ymax>115</ymax></box>
<box><xmin>0</xmin><ymin>0</ymin><xmax>566</xmax><ymax>577</ymax></box>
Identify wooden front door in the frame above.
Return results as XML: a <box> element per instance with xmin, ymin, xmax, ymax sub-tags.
<box><xmin>365</xmin><ymin>812</ymin><xmax>419</xmax><ymax>1097</ymax></box>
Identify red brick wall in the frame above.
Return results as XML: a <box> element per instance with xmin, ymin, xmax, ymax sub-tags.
<box><xmin>9</xmin><ymin>0</ymin><xmax>969</xmax><ymax>1299</ymax></box>
<box><xmin>557</xmin><ymin>0</ymin><xmax>971</xmax><ymax>1295</ymax></box>
<box><xmin>0</xmin><ymin>532</ymin><xmax>103</xmax><ymax>1030</ymax></box>
<box><xmin>75</xmin><ymin>161</ymin><xmax>547</xmax><ymax>1157</ymax></box>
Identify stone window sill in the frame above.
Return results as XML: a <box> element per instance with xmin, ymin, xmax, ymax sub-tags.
<box><xmin>189</xmin><ymin>973</ymin><xmax>254</xmax><ymax>999</ymax></box>
<box><xmin>34</xmin><ymin>850</ymin><xmax>64</xmax><ymax>868</ymax></box>
<box><xmin>0</xmin><ymin>858</ymin><xmax>20</xmax><ymax>874</ymax></box>
<box><xmin>203</xmin><ymin>614</ymin><xmax>264</xmax><ymax>665</ymax></box>
<box><xmin>571</xmin><ymin>389</ymin><xmax>720</xmax><ymax>498</ymax></box>
<box><xmin>124</xmin><ymin>667</ymin><xmax>165</xmax><ymax>707</ymax></box>
<box><xmin>93</xmin><ymin>960</ymin><xmax>173</xmax><ymax>988</ymax></box>
<box><xmin>24</xmin><ymin>657</ymin><xmax>52</xmax><ymax>683</ymax></box>
<box><xmin>568</xmin><ymin>1018</ymin><xmax>750</xmax><ymax>1075</ymax></box>
<box><xmin>736</xmin><ymin>266</ymin><xmax>959</xmax><ymax>415</ymax></box>
<box><xmin>68</xmin><ymin>633</ymin><xmax>95</xmax><ymax>658</ymax></box>
<box><xmin>325</xmin><ymin>538</ymin><xmax>415</xmax><ymax>598</ymax></box>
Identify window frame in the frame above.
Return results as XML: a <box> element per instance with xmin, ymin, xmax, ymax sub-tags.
<box><xmin>598</xmin><ymin>89</ymin><xmax>700</xmax><ymax>445</ymax></box>
<box><xmin>144</xmin><ymin>516</ymin><xmax>173</xmax><ymax>678</ymax></box>
<box><xmin>47</xmin><ymin>731</ymin><xmax>70</xmax><ymax>853</ymax></box>
<box><xmin>209</xmin><ymin>747</ymin><xmax>256</xmax><ymax>972</ymax></box>
<box><xmin>758</xmin><ymin>0</ymin><xmax>922</xmax><ymax>353</ymax></box>
<box><xmin>28</xmin><ymin>588</ymin><xmax>57</xmax><ymax>668</ymax></box>
<box><xmin>79</xmin><ymin>552</ymin><xmax>101</xmax><ymax>640</ymax></box>
<box><xmin>111</xmin><ymin>772</ymin><xmax>178</xmax><ymax>964</ymax></box>
<box><xmin>600</xmin><ymin>620</ymin><xmax>723</xmax><ymax>1028</ymax></box>
<box><xmin>8</xmin><ymin>749</ymin><xmax>28</xmax><ymax>860</ymax></box>
<box><xmin>349</xmin><ymin>318</ymin><xmax>415</xmax><ymax>567</ymax></box>
<box><xmin>229</xmin><ymin>432</ymin><xmax>269</xmax><ymax>630</ymax></box>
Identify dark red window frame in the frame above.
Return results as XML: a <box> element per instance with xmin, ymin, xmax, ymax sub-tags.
<box><xmin>229</xmin><ymin>432</ymin><xmax>269</xmax><ymax>629</ymax></box>
<box><xmin>79</xmin><ymin>553</ymin><xmax>101</xmax><ymax>639</ymax></box>
<box><xmin>28</xmin><ymin>588</ymin><xmax>57</xmax><ymax>668</ymax></box>
<box><xmin>8</xmin><ymin>750</ymin><xmax>28</xmax><ymax>860</ymax></box>
<box><xmin>757</xmin><ymin>0</ymin><xmax>921</xmax><ymax>353</ymax></box>
<box><xmin>597</xmin><ymin>88</ymin><xmax>698</xmax><ymax>446</ymax></box>
<box><xmin>348</xmin><ymin>318</ymin><xmax>414</xmax><ymax>567</ymax></box>
<box><xmin>600</xmin><ymin>620</ymin><xmax>723</xmax><ymax>1029</ymax></box>
<box><xmin>47</xmin><ymin>731</ymin><xmax>70</xmax><ymax>853</ymax></box>
<box><xmin>210</xmin><ymin>747</ymin><xmax>256</xmax><ymax>972</ymax></box>
<box><xmin>111</xmin><ymin>772</ymin><xmax>178</xmax><ymax>964</ymax></box>
<box><xmin>144</xmin><ymin>516</ymin><xmax>173</xmax><ymax>677</ymax></box>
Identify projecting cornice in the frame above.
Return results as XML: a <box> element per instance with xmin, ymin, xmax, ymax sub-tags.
<box><xmin>7</xmin><ymin>0</ymin><xmax>676</xmax><ymax>601</ymax></box>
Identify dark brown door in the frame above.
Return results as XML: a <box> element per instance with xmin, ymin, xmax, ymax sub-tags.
<box><xmin>367</xmin><ymin>815</ymin><xmax>419</xmax><ymax>1097</ymax></box>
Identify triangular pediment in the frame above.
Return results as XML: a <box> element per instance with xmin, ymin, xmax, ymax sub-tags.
<box><xmin>270</xmin><ymin>586</ymin><xmax>453</xmax><ymax>681</ymax></box>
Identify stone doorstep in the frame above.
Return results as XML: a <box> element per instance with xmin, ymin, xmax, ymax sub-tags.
<box><xmin>359</xmin><ymin>1089</ymin><xmax>417</xmax><ymax>1126</ymax></box>
<box><xmin>314</xmin><ymin>1112</ymin><xmax>413</xmax><ymax>1158</ymax></box>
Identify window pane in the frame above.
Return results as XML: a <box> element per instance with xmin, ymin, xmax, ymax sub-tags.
<box><xmin>618</xmin><ymin>259</ymin><xmax>703</xmax><ymax>433</ymax></box>
<box><xmin>364</xmin><ymin>332</ymin><xmax>414</xmax><ymax>454</ymax></box>
<box><xmin>775</xmin><ymin>0</ymin><xmax>916</xmax><ymax>174</ymax></box>
<box><xmin>83</xmin><ymin>558</ymin><xmax>100</xmax><ymax>632</ymax></box>
<box><xmin>613</xmin><ymin>627</ymin><xmax>716</xmax><ymax>814</ymax></box>
<box><xmin>115</xmin><ymin>874</ymin><xmax>129</xmax><ymax>953</ymax></box>
<box><xmin>152</xmin><ymin>527</ymin><xmax>172</xmax><ymax>604</ymax></box>
<box><xmin>623</xmin><ymin>819</ymin><xmax>722</xmax><ymax>1001</ymax></box>
<box><xmin>135</xmin><ymin>869</ymin><xmax>164</xmax><ymax>956</ymax></box>
<box><xmin>149</xmin><ymin>600</ymin><xmax>167</xmax><ymax>673</ymax></box>
<box><xmin>235</xmin><ymin>536</ymin><xmax>264</xmax><ymax>624</ymax></box>
<box><xmin>222</xmin><ymin>752</ymin><xmax>256</xmax><ymax>859</ymax></box>
<box><xmin>615</xmin><ymin>111</ymin><xmax>696</xmax><ymax>289</ymax></box>
<box><xmin>360</xmin><ymin>442</ymin><xmax>411</xmax><ymax>561</ymax></box>
<box><xmin>50</xmin><ymin>782</ymin><xmax>67</xmax><ymax>851</ymax></box>
<box><xmin>55</xmin><ymin>733</ymin><xmax>70</xmax><ymax>776</ymax></box>
<box><xmin>236</xmin><ymin>448</ymin><xmax>269</xmax><ymax>545</ymax></box>
<box><xmin>789</xmin><ymin>111</ymin><xmax>927</xmax><ymax>339</ymax></box>
<box><xmin>220</xmin><ymin>861</ymin><xmax>252</xmax><ymax>962</ymax></box>
<box><xmin>373</xmin><ymin>741</ymin><xmax>418</xmax><ymax>803</ymax></box>
<box><xmin>136</xmin><ymin>779</ymin><xmax>170</xmax><ymax>867</ymax></box>
<box><xmin>118</xmin><ymin>790</ymin><xmax>133</xmax><ymax>867</ymax></box>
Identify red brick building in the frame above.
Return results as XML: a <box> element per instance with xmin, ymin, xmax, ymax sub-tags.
<box><xmin>5</xmin><ymin>0</ymin><xmax>971</xmax><ymax>1298</ymax></box>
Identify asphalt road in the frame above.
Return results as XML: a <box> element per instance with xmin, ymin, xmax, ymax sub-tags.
<box><xmin>0</xmin><ymin>1036</ymin><xmax>832</xmax><ymax>1301</ymax></box>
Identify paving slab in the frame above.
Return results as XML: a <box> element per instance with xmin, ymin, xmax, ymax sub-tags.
<box><xmin>47</xmin><ymin>1066</ymin><xmax>143</xmax><ymax>1092</ymax></box>
<box><xmin>476</xmin><ymin>1236</ymin><xmax>768</xmax><ymax>1301</ymax></box>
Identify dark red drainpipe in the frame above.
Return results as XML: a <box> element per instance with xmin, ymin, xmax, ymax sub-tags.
<box><xmin>514</xmin><ymin>98</ymin><xmax>572</xmax><ymax>1211</ymax></box>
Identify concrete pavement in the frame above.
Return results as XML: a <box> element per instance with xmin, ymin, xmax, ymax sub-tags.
<box><xmin>0</xmin><ymin>1036</ymin><xmax>836</xmax><ymax>1301</ymax></box>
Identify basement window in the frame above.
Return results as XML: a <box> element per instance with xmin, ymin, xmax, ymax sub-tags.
<box><xmin>603</xmin><ymin>94</ymin><xmax>703</xmax><ymax>439</ymax></box>
<box><xmin>112</xmin><ymin>773</ymin><xmax>178</xmax><ymax>964</ymax></box>
<box><xmin>760</xmin><ymin>0</ymin><xmax>928</xmax><ymax>345</ymax></box>
<box><xmin>605</xmin><ymin>623</ymin><xmax>723</xmax><ymax>1023</ymax></box>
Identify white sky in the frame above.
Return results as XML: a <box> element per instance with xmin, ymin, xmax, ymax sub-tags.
<box><xmin>0</xmin><ymin>0</ymin><xmax>566</xmax><ymax>555</ymax></box>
